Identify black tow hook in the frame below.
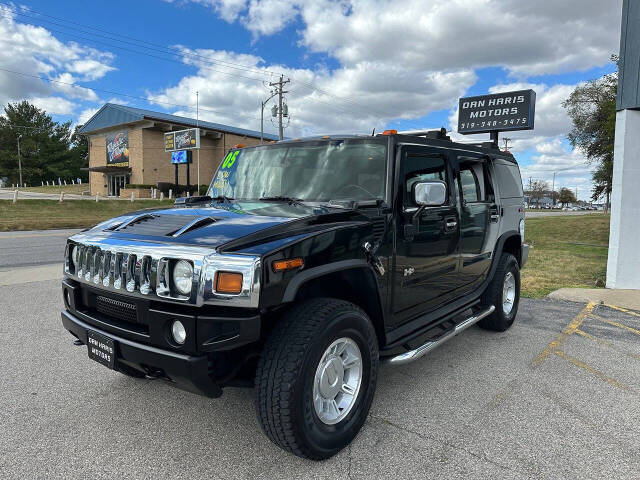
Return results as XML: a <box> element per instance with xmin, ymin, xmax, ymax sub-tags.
<box><xmin>73</xmin><ymin>339</ymin><xmax>84</xmax><ymax>346</ymax></box>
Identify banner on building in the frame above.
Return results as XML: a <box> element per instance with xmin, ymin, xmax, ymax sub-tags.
<box><xmin>458</xmin><ymin>89</ymin><xmax>536</xmax><ymax>135</ymax></box>
<box><xmin>106</xmin><ymin>131</ymin><xmax>130</xmax><ymax>166</ymax></box>
<box><xmin>164</xmin><ymin>128</ymin><xmax>200</xmax><ymax>152</ymax></box>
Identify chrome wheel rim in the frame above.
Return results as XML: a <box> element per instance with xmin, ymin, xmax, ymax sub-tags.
<box><xmin>502</xmin><ymin>271</ymin><xmax>516</xmax><ymax>315</ymax></box>
<box><xmin>312</xmin><ymin>337</ymin><xmax>363</xmax><ymax>425</ymax></box>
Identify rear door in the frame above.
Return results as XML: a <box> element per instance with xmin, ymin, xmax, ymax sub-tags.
<box><xmin>453</xmin><ymin>153</ymin><xmax>499</xmax><ymax>293</ymax></box>
<box><xmin>391</xmin><ymin>145</ymin><xmax>460</xmax><ymax>326</ymax></box>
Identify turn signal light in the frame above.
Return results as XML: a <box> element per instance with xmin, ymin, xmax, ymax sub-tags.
<box><xmin>272</xmin><ymin>257</ymin><xmax>304</xmax><ymax>272</ymax></box>
<box><xmin>215</xmin><ymin>271</ymin><xmax>243</xmax><ymax>294</ymax></box>
<box><xmin>381</xmin><ymin>129</ymin><xmax>397</xmax><ymax>135</ymax></box>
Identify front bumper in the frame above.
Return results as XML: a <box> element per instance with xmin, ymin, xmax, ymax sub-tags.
<box><xmin>62</xmin><ymin>309</ymin><xmax>223</xmax><ymax>397</ymax></box>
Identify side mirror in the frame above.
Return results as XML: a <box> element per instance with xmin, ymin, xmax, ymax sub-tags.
<box><xmin>413</xmin><ymin>181</ymin><xmax>446</xmax><ymax>207</ymax></box>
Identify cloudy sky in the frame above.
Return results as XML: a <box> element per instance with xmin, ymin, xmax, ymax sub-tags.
<box><xmin>0</xmin><ymin>0</ymin><xmax>623</xmax><ymax>199</ymax></box>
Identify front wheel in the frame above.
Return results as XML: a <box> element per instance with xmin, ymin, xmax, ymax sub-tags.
<box><xmin>478</xmin><ymin>252</ymin><xmax>520</xmax><ymax>331</ymax></box>
<box><xmin>255</xmin><ymin>298</ymin><xmax>379</xmax><ymax>460</ymax></box>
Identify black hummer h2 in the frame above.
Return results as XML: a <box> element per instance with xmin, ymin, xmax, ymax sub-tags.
<box><xmin>61</xmin><ymin>129</ymin><xmax>528</xmax><ymax>460</ymax></box>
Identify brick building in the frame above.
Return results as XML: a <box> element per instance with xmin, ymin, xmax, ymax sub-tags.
<box><xmin>79</xmin><ymin>103</ymin><xmax>277</xmax><ymax>196</ymax></box>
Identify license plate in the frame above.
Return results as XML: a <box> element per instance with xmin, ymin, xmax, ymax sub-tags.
<box><xmin>87</xmin><ymin>330</ymin><xmax>115</xmax><ymax>369</ymax></box>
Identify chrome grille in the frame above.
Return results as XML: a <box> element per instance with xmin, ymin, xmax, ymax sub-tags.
<box><xmin>64</xmin><ymin>234</ymin><xmax>261</xmax><ymax>308</ymax></box>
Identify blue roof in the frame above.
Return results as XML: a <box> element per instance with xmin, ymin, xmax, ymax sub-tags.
<box><xmin>79</xmin><ymin>103</ymin><xmax>278</xmax><ymax>140</ymax></box>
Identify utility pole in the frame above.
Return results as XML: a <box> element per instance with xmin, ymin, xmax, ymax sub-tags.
<box><xmin>196</xmin><ymin>91</ymin><xmax>200</xmax><ymax>191</ymax></box>
<box><xmin>269</xmin><ymin>75</ymin><xmax>290</xmax><ymax>140</ymax></box>
<box><xmin>551</xmin><ymin>171</ymin><xmax>556</xmax><ymax>207</ymax></box>
<box><xmin>17</xmin><ymin>134</ymin><xmax>22</xmax><ymax>187</ymax></box>
<box><xmin>260</xmin><ymin>89</ymin><xmax>278</xmax><ymax>144</ymax></box>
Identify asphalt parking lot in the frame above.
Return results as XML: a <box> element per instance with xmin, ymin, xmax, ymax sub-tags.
<box><xmin>1</xmin><ymin>273</ymin><xmax>639</xmax><ymax>479</ymax></box>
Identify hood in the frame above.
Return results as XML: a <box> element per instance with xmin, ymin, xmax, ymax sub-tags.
<box><xmin>86</xmin><ymin>201</ymin><xmax>371</xmax><ymax>252</ymax></box>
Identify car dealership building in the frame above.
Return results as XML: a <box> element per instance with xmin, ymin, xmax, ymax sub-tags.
<box><xmin>79</xmin><ymin>103</ymin><xmax>277</xmax><ymax>197</ymax></box>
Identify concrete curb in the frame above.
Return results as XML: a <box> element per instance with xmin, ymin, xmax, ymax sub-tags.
<box><xmin>548</xmin><ymin>287</ymin><xmax>640</xmax><ymax>311</ymax></box>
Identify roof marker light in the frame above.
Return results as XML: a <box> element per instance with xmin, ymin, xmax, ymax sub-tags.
<box><xmin>382</xmin><ymin>129</ymin><xmax>397</xmax><ymax>135</ymax></box>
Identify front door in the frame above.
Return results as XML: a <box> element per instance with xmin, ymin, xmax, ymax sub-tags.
<box><xmin>107</xmin><ymin>174</ymin><xmax>128</xmax><ymax>197</ymax></box>
<box><xmin>392</xmin><ymin>146</ymin><xmax>460</xmax><ymax>326</ymax></box>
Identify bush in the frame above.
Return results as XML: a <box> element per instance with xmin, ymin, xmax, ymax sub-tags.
<box><xmin>156</xmin><ymin>183</ymin><xmax>209</xmax><ymax>196</ymax></box>
<box><xmin>125</xmin><ymin>184</ymin><xmax>155</xmax><ymax>189</ymax></box>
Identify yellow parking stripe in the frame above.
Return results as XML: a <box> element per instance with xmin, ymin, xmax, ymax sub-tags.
<box><xmin>604</xmin><ymin>304</ymin><xmax>640</xmax><ymax>318</ymax></box>
<box><xmin>553</xmin><ymin>350</ymin><xmax>633</xmax><ymax>392</ymax></box>
<box><xmin>591</xmin><ymin>314</ymin><xmax>640</xmax><ymax>336</ymax></box>
<box><xmin>575</xmin><ymin>329</ymin><xmax>640</xmax><ymax>361</ymax></box>
<box><xmin>532</xmin><ymin>302</ymin><xmax>595</xmax><ymax>367</ymax></box>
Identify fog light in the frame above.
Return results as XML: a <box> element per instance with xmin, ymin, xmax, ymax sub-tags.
<box><xmin>171</xmin><ymin>320</ymin><xmax>186</xmax><ymax>345</ymax></box>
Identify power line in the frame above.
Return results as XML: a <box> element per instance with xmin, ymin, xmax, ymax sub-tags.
<box><xmin>0</xmin><ymin>65</ymin><xmax>264</xmax><ymax>123</ymax></box>
<box><xmin>0</xmin><ymin>3</ymin><xmax>391</xmax><ymax>120</ymax></box>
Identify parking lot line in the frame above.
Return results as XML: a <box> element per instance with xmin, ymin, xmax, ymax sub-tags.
<box><xmin>604</xmin><ymin>304</ymin><xmax>640</xmax><ymax>318</ymax></box>
<box><xmin>532</xmin><ymin>302</ymin><xmax>595</xmax><ymax>367</ymax></box>
<box><xmin>591</xmin><ymin>314</ymin><xmax>640</xmax><ymax>336</ymax></box>
<box><xmin>575</xmin><ymin>328</ymin><xmax>640</xmax><ymax>361</ymax></box>
<box><xmin>553</xmin><ymin>350</ymin><xmax>633</xmax><ymax>392</ymax></box>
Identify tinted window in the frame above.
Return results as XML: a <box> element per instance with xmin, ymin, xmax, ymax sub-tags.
<box><xmin>459</xmin><ymin>168</ymin><xmax>480</xmax><ymax>203</ymax></box>
<box><xmin>402</xmin><ymin>154</ymin><xmax>448</xmax><ymax>207</ymax></box>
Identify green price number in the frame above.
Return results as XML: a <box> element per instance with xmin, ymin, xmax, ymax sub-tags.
<box><xmin>221</xmin><ymin>150</ymin><xmax>239</xmax><ymax>169</ymax></box>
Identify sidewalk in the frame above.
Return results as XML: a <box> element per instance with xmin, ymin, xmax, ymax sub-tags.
<box><xmin>548</xmin><ymin>287</ymin><xmax>640</xmax><ymax>311</ymax></box>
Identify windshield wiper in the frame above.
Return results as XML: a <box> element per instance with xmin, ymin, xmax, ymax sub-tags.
<box><xmin>210</xmin><ymin>195</ymin><xmax>235</xmax><ymax>204</ymax></box>
<box><xmin>258</xmin><ymin>195</ymin><xmax>305</xmax><ymax>205</ymax></box>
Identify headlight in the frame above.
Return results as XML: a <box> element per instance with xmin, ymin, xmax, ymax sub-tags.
<box><xmin>519</xmin><ymin>219</ymin><xmax>525</xmax><ymax>242</ymax></box>
<box><xmin>71</xmin><ymin>245</ymin><xmax>79</xmax><ymax>270</ymax></box>
<box><xmin>173</xmin><ymin>260</ymin><xmax>193</xmax><ymax>295</ymax></box>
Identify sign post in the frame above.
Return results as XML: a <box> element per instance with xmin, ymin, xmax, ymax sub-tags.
<box><xmin>165</xmin><ymin>129</ymin><xmax>200</xmax><ymax>197</ymax></box>
<box><xmin>458</xmin><ymin>89</ymin><xmax>536</xmax><ymax>146</ymax></box>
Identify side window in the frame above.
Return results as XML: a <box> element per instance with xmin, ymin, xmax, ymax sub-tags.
<box><xmin>402</xmin><ymin>153</ymin><xmax>448</xmax><ymax>207</ymax></box>
<box><xmin>456</xmin><ymin>155</ymin><xmax>494</xmax><ymax>203</ymax></box>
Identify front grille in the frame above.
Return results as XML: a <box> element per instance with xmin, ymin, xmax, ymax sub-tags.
<box><xmin>95</xmin><ymin>295</ymin><xmax>137</xmax><ymax>323</ymax></box>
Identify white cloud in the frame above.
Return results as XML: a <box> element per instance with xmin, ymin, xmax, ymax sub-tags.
<box><xmin>147</xmin><ymin>48</ymin><xmax>476</xmax><ymax>136</ymax></box>
<box><xmin>190</xmin><ymin>0</ymin><xmax>621</xmax><ymax>76</ymax></box>
<box><xmin>29</xmin><ymin>96</ymin><xmax>76</xmax><ymax>115</ymax></box>
<box><xmin>0</xmin><ymin>5</ymin><xmax>114</xmax><ymax>114</ymax></box>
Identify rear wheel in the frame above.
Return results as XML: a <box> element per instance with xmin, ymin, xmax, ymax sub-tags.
<box><xmin>255</xmin><ymin>298</ymin><xmax>379</xmax><ymax>460</ymax></box>
<box><xmin>478</xmin><ymin>252</ymin><xmax>520</xmax><ymax>331</ymax></box>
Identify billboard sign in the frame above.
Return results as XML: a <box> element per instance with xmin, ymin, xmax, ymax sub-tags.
<box><xmin>171</xmin><ymin>150</ymin><xmax>191</xmax><ymax>164</ymax></box>
<box><xmin>457</xmin><ymin>89</ymin><xmax>536</xmax><ymax>135</ymax></box>
<box><xmin>164</xmin><ymin>128</ymin><xmax>200</xmax><ymax>152</ymax></box>
<box><xmin>106</xmin><ymin>131</ymin><xmax>129</xmax><ymax>166</ymax></box>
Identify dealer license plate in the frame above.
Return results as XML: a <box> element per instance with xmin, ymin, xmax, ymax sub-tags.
<box><xmin>87</xmin><ymin>330</ymin><xmax>115</xmax><ymax>369</ymax></box>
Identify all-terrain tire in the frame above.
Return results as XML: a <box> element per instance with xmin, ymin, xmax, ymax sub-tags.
<box><xmin>255</xmin><ymin>298</ymin><xmax>379</xmax><ymax>460</ymax></box>
<box><xmin>478</xmin><ymin>252</ymin><xmax>520</xmax><ymax>331</ymax></box>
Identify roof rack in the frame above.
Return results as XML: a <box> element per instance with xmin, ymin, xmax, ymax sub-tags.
<box><xmin>397</xmin><ymin>127</ymin><xmax>451</xmax><ymax>141</ymax></box>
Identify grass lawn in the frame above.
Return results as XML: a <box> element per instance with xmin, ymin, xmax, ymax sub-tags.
<box><xmin>522</xmin><ymin>213</ymin><xmax>610</xmax><ymax>298</ymax></box>
<box><xmin>0</xmin><ymin>199</ymin><xmax>173</xmax><ymax>231</ymax></box>
<box><xmin>11</xmin><ymin>184</ymin><xmax>90</xmax><ymax>195</ymax></box>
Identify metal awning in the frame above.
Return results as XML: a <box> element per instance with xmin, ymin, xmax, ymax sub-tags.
<box><xmin>88</xmin><ymin>166</ymin><xmax>132</xmax><ymax>174</ymax></box>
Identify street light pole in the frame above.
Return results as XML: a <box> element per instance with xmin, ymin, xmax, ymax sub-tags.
<box><xmin>17</xmin><ymin>134</ymin><xmax>22</xmax><ymax>187</ymax></box>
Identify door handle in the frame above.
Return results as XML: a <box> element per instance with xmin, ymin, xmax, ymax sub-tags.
<box><xmin>444</xmin><ymin>216</ymin><xmax>458</xmax><ymax>230</ymax></box>
<box><xmin>490</xmin><ymin>206</ymin><xmax>500</xmax><ymax>223</ymax></box>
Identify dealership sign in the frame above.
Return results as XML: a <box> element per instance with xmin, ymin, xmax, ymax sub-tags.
<box><xmin>458</xmin><ymin>89</ymin><xmax>536</xmax><ymax>135</ymax></box>
<box><xmin>106</xmin><ymin>131</ymin><xmax>129</xmax><ymax>166</ymax></box>
<box><xmin>164</xmin><ymin>128</ymin><xmax>200</xmax><ymax>152</ymax></box>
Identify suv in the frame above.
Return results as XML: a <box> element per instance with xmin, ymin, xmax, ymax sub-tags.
<box><xmin>61</xmin><ymin>129</ymin><xmax>528</xmax><ymax>460</ymax></box>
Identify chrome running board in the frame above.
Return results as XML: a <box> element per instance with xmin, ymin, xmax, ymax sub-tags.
<box><xmin>385</xmin><ymin>305</ymin><xmax>496</xmax><ymax>366</ymax></box>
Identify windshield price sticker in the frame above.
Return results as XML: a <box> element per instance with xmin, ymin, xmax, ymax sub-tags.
<box><xmin>213</xmin><ymin>170</ymin><xmax>230</xmax><ymax>189</ymax></box>
<box><xmin>222</xmin><ymin>150</ymin><xmax>239</xmax><ymax>169</ymax></box>
<box><xmin>458</xmin><ymin>89</ymin><xmax>535</xmax><ymax>134</ymax></box>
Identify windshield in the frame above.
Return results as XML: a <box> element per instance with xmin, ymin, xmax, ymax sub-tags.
<box><xmin>207</xmin><ymin>139</ymin><xmax>387</xmax><ymax>202</ymax></box>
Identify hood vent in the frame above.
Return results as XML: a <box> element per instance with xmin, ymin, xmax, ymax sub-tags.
<box><xmin>112</xmin><ymin>213</ymin><xmax>200</xmax><ymax>237</ymax></box>
<box><xmin>170</xmin><ymin>217</ymin><xmax>218</xmax><ymax>237</ymax></box>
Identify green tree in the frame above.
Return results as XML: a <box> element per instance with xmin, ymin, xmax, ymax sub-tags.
<box><xmin>563</xmin><ymin>58</ymin><xmax>617</xmax><ymax>207</ymax></box>
<box><xmin>0</xmin><ymin>100</ymin><xmax>87</xmax><ymax>186</ymax></box>
<box><xmin>558</xmin><ymin>187</ymin><xmax>577</xmax><ymax>206</ymax></box>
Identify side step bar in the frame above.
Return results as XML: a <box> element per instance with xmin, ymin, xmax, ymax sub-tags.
<box><xmin>385</xmin><ymin>305</ymin><xmax>496</xmax><ymax>366</ymax></box>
